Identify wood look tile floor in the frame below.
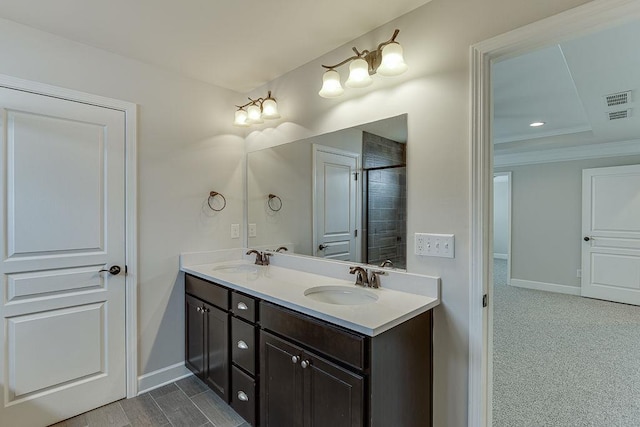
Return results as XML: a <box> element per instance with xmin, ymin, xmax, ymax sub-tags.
<box><xmin>50</xmin><ymin>376</ymin><xmax>249</xmax><ymax>427</ymax></box>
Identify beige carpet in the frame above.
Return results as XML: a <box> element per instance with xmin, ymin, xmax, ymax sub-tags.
<box><xmin>492</xmin><ymin>259</ymin><xmax>640</xmax><ymax>427</ymax></box>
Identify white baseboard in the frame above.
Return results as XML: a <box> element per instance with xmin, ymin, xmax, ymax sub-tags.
<box><xmin>509</xmin><ymin>279</ymin><xmax>580</xmax><ymax>295</ymax></box>
<box><xmin>137</xmin><ymin>362</ymin><xmax>192</xmax><ymax>395</ymax></box>
<box><xmin>493</xmin><ymin>253</ymin><xmax>508</xmax><ymax>260</ymax></box>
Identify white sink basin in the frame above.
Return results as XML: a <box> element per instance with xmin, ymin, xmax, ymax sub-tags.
<box><xmin>213</xmin><ymin>263</ymin><xmax>259</xmax><ymax>274</ymax></box>
<box><xmin>304</xmin><ymin>285</ymin><xmax>379</xmax><ymax>305</ymax></box>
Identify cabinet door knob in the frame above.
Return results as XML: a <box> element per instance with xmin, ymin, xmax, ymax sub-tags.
<box><xmin>237</xmin><ymin>391</ymin><xmax>249</xmax><ymax>402</ymax></box>
<box><xmin>301</xmin><ymin>360</ymin><xmax>311</xmax><ymax>369</ymax></box>
<box><xmin>237</xmin><ymin>302</ymin><xmax>248</xmax><ymax>310</ymax></box>
<box><xmin>237</xmin><ymin>340</ymin><xmax>249</xmax><ymax>350</ymax></box>
<box><xmin>291</xmin><ymin>355</ymin><xmax>300</xmax><ymax>364</ymax></box>
<box><xmin>196</xmin><ymin>306</ymin><xmax>202</xmax><ymax>313</ymax></box>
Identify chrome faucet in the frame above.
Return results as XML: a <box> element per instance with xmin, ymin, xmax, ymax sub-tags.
<box><xmin>275</xmin><ymin>246</ymin><xmax>288</xmax><ymax>253</ymax></box>
<box><xmin>246</xmin><ymin>249</ymin><xmax>270</xmax><ymax>266</ymax></box>
<box><xmin>349</xmin><ymin>266</ymin><xmax>369</xmax><ymax>287</ymax></box>
<box><xmin>368</xmin><ymin>270</ymin><xmax>387</xmax><ymax>289</ymax></box>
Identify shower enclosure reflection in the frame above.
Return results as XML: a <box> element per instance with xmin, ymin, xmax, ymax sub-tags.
<box><xmin>246</xmin><ymin>114</ymin><xmax>407</xmax><ymax>269</ymax></box>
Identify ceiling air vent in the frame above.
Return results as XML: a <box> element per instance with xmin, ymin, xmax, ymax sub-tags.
<box><xmin>604</xmin><ymin>91</ymin><xmax>631</xmax><ymax>107</ymax></box>
<box><xmin>607</xmin><ymin>109</ymin><xmax>631</xmax><ymax>121</ymax></box>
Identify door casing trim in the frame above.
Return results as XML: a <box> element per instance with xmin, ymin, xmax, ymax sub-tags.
<box><xmin>0</xmin><ymin>74</ymin><xmax>139</xmax><ymax>398</ymax></box>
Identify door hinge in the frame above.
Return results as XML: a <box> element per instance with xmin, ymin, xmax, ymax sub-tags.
<box><xmin>482</xmin><ymin>294</ymin><xmax>488</xmax><ymax>307</ymax></box>
<box><xmin>354</xmin><ymin>229</ymin><xmax>358</xmax><ymax>238</ymax></box>
<box><xmin>354</xmin><ymin>172</ymin><xmax>358</xmax><ymax>181</ymax></box>
<box><xmin>125</xmin><ymin>265</ymin><xmax>128</xmax><ymax>275</ymax></box>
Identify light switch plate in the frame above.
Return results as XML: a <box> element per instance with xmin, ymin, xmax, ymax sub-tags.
<box><xmin>230</xmin><ymin>224</ymin><xmax>240</xmax><ymax>239</ymax></box>
<box><xmin>248</xmin><ymin>223</ymin><xmax>257</xmax><ymax>238</ymax></box>
<box><xmin>415</xmin><ymin>233</ymin><xmax>455</xmax><ymax>258</ymax></box>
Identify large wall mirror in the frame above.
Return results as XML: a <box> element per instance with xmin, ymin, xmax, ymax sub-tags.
<box><xmin>247</xmin><ymin>114</ymin><xmax>408</xmax><ymax>269</ymax></box>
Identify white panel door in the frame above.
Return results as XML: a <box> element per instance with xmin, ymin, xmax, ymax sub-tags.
<box><xmin>314</xmin><ymin>145</ymin><xmax>358</xmax><ymax>261</ymax></box>
<box><xmin>582</xmin><ymin>164</ymin><xmax>640</xmax><ymax>305</ymax></box>
<box><xmin>0</xmin><ymin>87</ymin><xmax>126</xmax><ymax>427</ymax></box>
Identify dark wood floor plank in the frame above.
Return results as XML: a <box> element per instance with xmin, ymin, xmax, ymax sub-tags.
<box><xmin>148</xmin><ymin>383</ymin><xmax>180</xmax><ymax>400</ymax></box>
<box><xmin>191</xmin><ymin>390</ymin><xmax>245</xmax><ymax>427</ymax></box>
<box><xmin>176</xmin><ymin>375</ymin><xmax>208</xmax><ymax>397</ymax></box>
<box><xmin>120</xmin><ymin>394</ymin><xmax>170</xmax><ymax>427</ymax></box>
<box><xmin>84</xmin><ymin>402</ymin><xmax>130</xmax><ymax>427</ymax></box>
<box><xmin>153</xmin><ymin>389</ymin><xmax>209</xmax><ymax>427</ymax></box>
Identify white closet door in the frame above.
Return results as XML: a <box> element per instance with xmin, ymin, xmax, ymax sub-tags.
<box><xmin>0</xmin><ymin>87</ymin><xmax>126</xmax><ymax>426</ymax></box>
<box><xmin>582</xmin><ymin>164</ymin><xmax>640</xmax><ymax>305</ymax></box>
<box><xmin>314</xmin><ymin>145</ymin><xmax>358</xmax><ymax>261</ymax></box>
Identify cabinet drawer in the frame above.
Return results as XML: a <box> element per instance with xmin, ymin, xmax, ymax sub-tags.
<box><xmin>231</xmin><ymin>366</ymin><xmax>256</xmax><ymax>426</ymax></box>
<box><xmin>231</xmin><ymin>317</ymin><xmax>256</xmax><ymax>375</ymax></box>
<box><xmin>231</xmin><ymin>292</ymin><xmax>257</xmax><ymax>323</ymax></box>
<box><xmin>185</xmin><ymin>274</ymin><xmax>229</xmax><ymax>310</ymax></box>
<box><xmin>260</xmin><ymin>302</ymin><xmax>367</xmax><ymax>370</ymax></box>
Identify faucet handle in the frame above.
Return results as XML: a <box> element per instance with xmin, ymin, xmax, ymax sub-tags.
<box><xmin>349</xmin><ymin>266</ymin><xmax>369</xmax><ymax>287</ymax></box>
<box><xmin>368</xmin><ymin>270</ymin><xmax>387</xmax><ymax>288</ymax></box>
<box><xmin>246</xmin><ymin>249</ymin><xmax>263</xmax><ymax>265</ymax></box>
<box><xmin>262</xmin><ymin>252</ymin><xmax>272</xmax><ymax>265</ymax></box>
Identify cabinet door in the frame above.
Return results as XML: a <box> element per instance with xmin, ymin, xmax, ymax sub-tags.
<box><xmin>261</xmin><ymin>332</ymin><xmax>304</xmax><ymax>427</ymax></box>
<box><xmin>185</xmin><ymin>294</ymin><xmax>205</xmax><ymax>377</ymax></box>
<box><xmin>204</xmin><ymin>302</ymin><xmax>229</xmax><ymax>402</ymax></box>
<box><xmin>303</xmin><ymin>352</ymin><xmax>364</xmax><ymax>427</ymax></box>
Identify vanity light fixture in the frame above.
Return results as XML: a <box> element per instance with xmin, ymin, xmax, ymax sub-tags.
<box><xmin>234</xmin><ymin>91</ymin><xmax>281</xmax><ymax>127</ymax></box>
<box><xmin>318</xmin><ymin>29</ymin><xmax>408</xmax><ymax>98</ymax></box>
<box><xmin>529</xmin><ymin>121</ymin><xmax>546</xmax><ymax>127</ymax></box>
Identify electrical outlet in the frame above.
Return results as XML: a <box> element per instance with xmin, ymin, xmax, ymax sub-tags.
<box><xmin>248</xmin><ymin>223</ymin><xmax>257</xmax><ymax>238</ymax></box>
<box><xmin>230</xmin><ymin>224</ymin><xmax>240</xmax><ymax>239</ymax></box>
<box><xmin>415</xmin><ymin>233</ymin><xmax>455</xmax><ymax>258</ymax></box>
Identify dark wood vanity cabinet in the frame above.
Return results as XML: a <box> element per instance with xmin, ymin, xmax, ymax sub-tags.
<box><xmin>185</xmin><ymin>275</ymin><xmax>230</xmax><ymax>402</ymax></box>
<box><xmin>260</xmin><ymin>301</ymin><xmax>432</xmax><ymax>427</ymax></box>
<box><xmin>261</xmin><ymin>331</ymin><xmax>363</xmax><ymax>427</ymax></box>
<box><xmin>185</xmin><ymin>273</ymin><xmax>433</xmax><ymax>427</ymax></box>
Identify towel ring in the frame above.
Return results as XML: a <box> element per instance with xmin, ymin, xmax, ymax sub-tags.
<box><xmin>268</xmin><ymin>194</ymin><xmax>282</xmax><ymax>212</ymax></box>
<box><xmin>208</xmin><ymin>191</ymin><xmax>226</xmax><ymax>212</ymax></box>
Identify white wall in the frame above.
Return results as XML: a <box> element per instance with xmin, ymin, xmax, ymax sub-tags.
<box><xmin>493</xmin><ymin>176</ymin><xmax>509</xmax><ymax>258</ymax></box>
<box><xmin>244</xmin><ymin>0</ymin><xmax>592</xmax><ymax>425</ymax></box>
<box><xmin>496</xmin><ymin>155</ymin><xmax>640</xmax><ymax>289</ymax></box>
<box><xmin>0</xmin><ymin>18</ymin><xmax>245</xmax><ymax>379</ymax></box>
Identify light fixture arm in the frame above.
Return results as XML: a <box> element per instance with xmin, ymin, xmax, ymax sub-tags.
<box><xmin>320</xmin><ymin>29</ymin><xmax>401</xmax><ymax>72</ymax></box>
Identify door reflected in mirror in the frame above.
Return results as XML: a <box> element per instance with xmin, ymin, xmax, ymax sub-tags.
<box><xmin>247</xmin><ymin>114</ymin><xmax>407</xmax><ymax>269</ymax></box>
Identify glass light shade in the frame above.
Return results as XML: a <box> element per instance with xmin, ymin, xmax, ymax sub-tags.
<box><xmin>345</xmin><ymin>58</ymin><xmax>373</xmax><ymax>88</ymax></box>
<box><xmin>233</xmin><ymin>109</ymin><xmax>249</xmax><ymax>126</ymax></box>
<box><xmin>318</xmin><ymin>69</ymin><xmax>344</xmax><ymax>98</ymax></box>
<box><xmin>261</xmin><ymin>98</ymin><xmax>280</xmax><ymax>119</ymax></box>
<box><xmin>247</xmin><ymin>103</ymin><xmax>263</xmax><ymax>124</ymax></box>
<box><xmin>377</xmin><ymin>42</ymin><xmax>408</xmax><ymax>76</ymax></box>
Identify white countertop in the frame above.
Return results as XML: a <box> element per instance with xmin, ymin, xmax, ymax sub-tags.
<box><xmin>181</xmin><ymin>259</ymin><xmax>439</xmax><ymax>336</ymax></box>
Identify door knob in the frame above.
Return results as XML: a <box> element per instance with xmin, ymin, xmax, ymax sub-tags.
<box><xmin>584</xmin><ymin>236</ymin><xmax>591</xmax><ymax>242</ymax></box>
<box><xmin>291</xmin><ymin>355</ymin><xmax>300</xmax><ymax>364</ymax></box>
<box><xmin>301</xmin><ymin>360</ymin><xmax>311</xmax><ymax>369</ymax></box>
<box><xmin>318</xmin><ymin>244</ymin><xmax>327</xmax><ymax>250</ymax></box>
<box><xmin>99</xmin><ymin>265</ymin><xmax>121</xmax><ymax>275</ymax></box>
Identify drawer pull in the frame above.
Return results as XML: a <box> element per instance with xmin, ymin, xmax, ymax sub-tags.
<box><xmin>291</xmin><ymin>355</ymin><xmax>300</xmax><ymax>364</ymax></box>
<box><xmin>237</xmin><ymin>391</ymin><xmax>249</xmax><ymax>402</ymax></box>
<box><xmin>237</xmin><ymin>302</ymin><xmax>248</xmax><ymax>310</ymax></box>
<box><xmin>301</xmin><ymin>360</ymin><xmax>311</xmax><ymax>369</ymax></box>
<box><xmin>237</xmin><ymin>340</ymin><xmax>249</xmax><ymax>350</ymax></box>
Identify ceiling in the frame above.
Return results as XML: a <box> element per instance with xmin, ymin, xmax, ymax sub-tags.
<box><xmin>493</xmin><ymin>19</ymin><xmax>640</xmax><ymax>155</ymax></box>
<box><xmin>0</xmin><ymin>0</ymin><xmax>430</xmax><ymax>93</ymax></box>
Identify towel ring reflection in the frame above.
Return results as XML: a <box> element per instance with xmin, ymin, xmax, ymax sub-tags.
<box><xmin>268</xmin><ymin>194</ymin><xmax>282</xmax><ymax>212</ymax></box>
<box><xmin>208</xmin><ymin>191</ymin><xmax>226</xmax><ymax>212</ymax></box>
